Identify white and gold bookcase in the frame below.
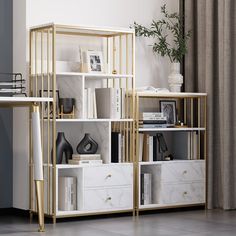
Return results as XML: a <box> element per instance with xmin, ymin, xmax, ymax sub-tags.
<box><xmin>29</xmin><ymin>23</ymin><xmax>135</xmax><ymax>222</ymax></box>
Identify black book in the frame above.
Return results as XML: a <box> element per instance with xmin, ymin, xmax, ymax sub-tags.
<box><xmin>142</xmin><ymin>120</ymin><xmax>167</xmax><ymax>124</ymax></box>
<box><xmin>111</xmin><ymin>132</ymin><xmax>119</xmax><ymax>163</ymax></box>
<box><xmin>153</xmin><ymin>136</ymin><xmax>157</xmax><ymax>161</ymax></box>
<box><xmin>140</xmin><ymin>174</ymin><xmax>144</xmax><ymax>205</ymax></box>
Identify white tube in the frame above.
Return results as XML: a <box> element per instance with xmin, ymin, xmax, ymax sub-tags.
<box><xmin>32</xmin><ymin>108</ymin><xmax>43</xmax><ymax>180</ymax></box>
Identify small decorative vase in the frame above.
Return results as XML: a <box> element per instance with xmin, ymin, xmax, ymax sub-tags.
<box><xmin>76</xmin><ymin>133</ymin><xmax>98</xmax><ymax>154</ymax></box>
<box><xmin>59</xmin><ymin>98</ymin><xmax>75</xmax><ymax>114</ymax></box>
<box><xmin>168</xmin><ymin>62</ymin><xmax>183</xmax><ymax>92</ymax></box>
<box><xmin>52</xmin><ymin>132</ymin><xmax>73</xmax><ymax>164</ymax></box>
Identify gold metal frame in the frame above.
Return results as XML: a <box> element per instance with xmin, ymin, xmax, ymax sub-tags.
<box><xmin>29</xmin><ymin>23</ymin><xmax>135</xmax><ymax>222</ymax></box>
<box><xmin>134</xmin><ymin>92</ymin><xmax>207</xmax><ymax>215</ymax></box>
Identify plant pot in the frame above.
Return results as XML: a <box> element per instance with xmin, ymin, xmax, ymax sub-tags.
<box><xmin>59</xmin><ymin>98</ymin><xmax>75</xmax><ymax>114</ymax></box>
<box><xmin>76</xmin><ymin>133</ymin><xmax>98</xmax><ymax>154</ymax></box>
<box><xmin>168</xmin><ymin>63</ymin><xmax>183</xmax><ymax>92</ymax></box>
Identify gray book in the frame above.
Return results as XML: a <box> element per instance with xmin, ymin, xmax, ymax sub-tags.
<box><xmin>58</xmin><ymin>177</ymin><xmax>77</xmax><ymax>211</ymax></box>
<box><xmin>95</xmin><ymin>88</ymin><xmax>121</xmax><ymax>119</ymax></box>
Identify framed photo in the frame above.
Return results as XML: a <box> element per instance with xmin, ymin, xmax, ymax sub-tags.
<box><xmin>160</xmin><ymin>100</ymin><xmax>176</xmax><ymax>126</ymax></box>
<box><xmin>86</xmin><ymin>50</ymin><xmax>104</xmax><ymax>73</ymax></box>
<box><xmin>39</xmin><ymin>90</ymin><xmax>60</xmax><ymax>118</ymax></box>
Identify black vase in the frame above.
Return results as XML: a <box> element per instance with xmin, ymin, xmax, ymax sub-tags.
<box><xmin>76</xmin><ymin>133</ymin><xmax>98</xmax><ymax>154</ymax></box>
<box><xmin>52</xmin><ymin>132</ymin><xmax>73</xmax><ymax>164</ymax></box>
<box><xmin>59</xmin><ymin>98</ymin><xmax>75</xmax><ymax>114</ymax></box>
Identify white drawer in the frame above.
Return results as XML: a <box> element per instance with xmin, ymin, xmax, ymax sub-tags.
<box><xmin>83</xmin><ymin>164</ymin><xmax>133</xmax><ymax>188</ymax></box>
<box><xmin>157</xmin><ymin>182</ymin><xmax>205</xmax><ymax>205</ymax></box>
<box><xmin>160</xmin><ymin>161</ymin><xmax>205</xmax><ymax>183</ymax></box>
<box><xmin>83</xmin><ymin>187</ymin><xmax>133</xmax><ymax>211</ymax></box>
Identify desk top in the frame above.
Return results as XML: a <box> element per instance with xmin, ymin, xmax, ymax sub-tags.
<box><xmin>0</xmin><ymin>97</ymin><xmax>53</xmax><ymax>106</ymax></box>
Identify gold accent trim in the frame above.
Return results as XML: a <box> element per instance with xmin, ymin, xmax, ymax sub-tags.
<box><xmin>35</xmin><ymin>180</ymin><xmax>45</xmax><ymax>232</ymax></box>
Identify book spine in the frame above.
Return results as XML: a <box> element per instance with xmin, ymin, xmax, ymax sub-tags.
<box><xmin>140</xmin><ymin>174</ymin><xmax>144</xmax><ymax>205</ymax></box>
<box><xmin>149</xmin><ymin>136</ymin><xmax>153</xmax><ymax>162</ymax></box>
<box><xmin>153</xmin><ymin>136</ymin><xmax>157</xmax><ymax>161</ymax></box>
<box><xmin>84</xmin><ymin>88</ymin><xmax>88</xmax><ymax>118</ymax></box>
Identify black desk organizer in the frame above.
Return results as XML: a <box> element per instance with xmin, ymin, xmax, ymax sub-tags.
<box><xmin>0</xmin><ymin>73</ymin><xmax>26</xmax><ymax>96</ymax></box>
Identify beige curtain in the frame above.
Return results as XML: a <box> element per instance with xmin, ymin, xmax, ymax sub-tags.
<box><xmin>183</xmin><ymin>0</ymin><xmax>236</xmax><ymax>209</ymax></box>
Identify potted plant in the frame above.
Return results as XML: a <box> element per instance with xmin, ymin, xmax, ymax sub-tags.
<box><xmin>133</xmin><ymin>4</ymin><xmax>191</xmax><ymax>92</ymax></box>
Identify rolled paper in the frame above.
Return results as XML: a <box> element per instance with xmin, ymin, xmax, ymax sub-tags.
<box><xmin>32</xmin><ymin>106</ymin><xmax>43</xmax><ymax>180</ymax></box>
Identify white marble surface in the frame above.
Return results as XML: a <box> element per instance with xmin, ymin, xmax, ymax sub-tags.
<box><xmin>83</xmin><ymin>164</ymin><xmax>133</xmax><ymax>188</ymax></box>
<box><xmin>160</xmin><ymin>161</ymin><xmax>205</xmax><ymax>183</ymax></box>
<box><xmin>157</xmin><ymin>182</ymin><xmax>205</xmax><ymax>205</ymax></box>
<box><xmin>83</xmin><ymin>187</ymin><xmax>133</xmax><ymax>211</ymax></box>
<box><xmin>57</xmin><ymin>76</ymin><xmax>84</xmax><ymax>118</ymax></box>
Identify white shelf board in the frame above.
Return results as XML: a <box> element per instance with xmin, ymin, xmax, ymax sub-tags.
<box><xmin>139</xmin><ymin>127</ymin><xmax>206</xmax><ymax>132</ymax></box>
<box><xmin>55</xmin><ymin>118</ymin><xmax>133</xmax><ymax>122</ymax></box>
<box><xmin>56</xmin><ymin>72</ymin><xmax>133</xmax><ymax>79</ymax></box>
<box><xmin>56</xmin><ymin>208</ymin><xmax>133</xmax><ymax>216</ymax></box>
<box><xmin>0</xmin><ymin>96</ymin><xmax>53</xmax><ymax>104</ymax></box>
<box><xmin>136</xmin><ymin>91</ymin><xmax>207</xmax><ymax>98</ymax></box>
<box><xmin>30</xmin><ymin>23</ymin><xmax>135</xmax><ymax>35</ymax></box>
<box><xmin>139</xmin><ymin>202</ymin><xmax>205</xmax><ymax>210</ymax></box>
<box><xmin>44</xmin><ymin>163</ymin><xmax>133</xmax><ymax>169</ymax></box>
<box><xmin>139</xmin><ymin>159</ymin><xmax>205</xmax><ymax>166</ymax></box>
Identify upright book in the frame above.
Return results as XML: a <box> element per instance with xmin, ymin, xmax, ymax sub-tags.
<box><xmin>95</xmin><ymin>88</ymin><xmax>121</xmax><ymax>119</ymax></box>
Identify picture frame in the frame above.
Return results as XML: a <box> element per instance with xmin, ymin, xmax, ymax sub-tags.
<box><xmin>86</xmin><ymin>50</ymin><xmax>104</xmax><ymax>73</ymax></box>
<box><xmin>39</xmin><ymin>90</ymin><xmax>60</xmax><ymax>118</ymax></box>
<box><xmin>160</xmin><ymin>100</ymin><xmax>176</xmax><ymax>126</ymax></box>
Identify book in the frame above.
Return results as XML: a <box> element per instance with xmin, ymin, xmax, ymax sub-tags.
<box><xmin>138</xmin><ymin>133</ymin><xmax>144</xmax><ymax>162</ymax></box>
<box><xmin>93</xmin><ymin>91</ymin><xmax>97</xmax><ymax>118</ymax></box>
<box><xmin>141</xmin><ymin>120</ymin><xmax>167</xmax><ymax>124</ymax></box>
<box><xmin>68</xmin><ymin>159</ymin><xmax>103</xmax><ymax>165</ymax></box>
<box><xmin>143</xmin><ymin>134</ymin><xmax>149</xmax><ymax>161</ymax></box>
<box><xmin>84</xmin><ymin>89</ymin><xmax>88</xmax><ymax>118</ymax></box>
<box><xmin>121</xmin><ymin>88</ymin><xmax>126</xmax><ymax>119</ymax></box>
<box><xmin>153</xmin><ymin>136</ymin><xmax>157</xmax><ymax>161</ymax></box>
<box><xmin>87</xmin><ymin>88</ymin><xmax>92</xmax><ymax>118</ymax></box>
<box><xmin>72</xmin><ymin>154</ymin><xmax>101</xmax><ymax>160</ymax></box>
<box><xmin>111</xmin><ymin>132</ymin><xmax>119</xmax><ymax>162</ymax></box>
<box><xmin>95</xmin><ymin>88</ymin><xmax>121</xmax><ymax>119</ymax></box>
<box><xmin>58</xmin><ymin>177</ymin><xmax>77</xmax><ymax>211</ymax></box>
<box><xmin>140</xmin><ymin>173</ymin><xmax>152</xmax><ymax>205</ymax></box>
<box><xmin>140</xmin><ymin>124</ymin><xmax>169</xmax><ymax>128</ymax></box>
<box><xmin>118</xmin><ymin>133</ymin><xmax>122</xmax><ymax>163</ymax></box>
<box><xmin>149</xmin><ymin>136</ymin><xmax>153</xmax><ymax>162</ymax></box>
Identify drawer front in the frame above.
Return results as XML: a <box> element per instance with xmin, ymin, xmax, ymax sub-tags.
<box><xmin>83</xmin><ymin>187</ymin><xmax>133</xmax><ymax>211</ymax></box>
<box><xmin>161</xmin><ymin>161</ymin><xmax>205</xmax><ymax>183</ymax></box>
<box><xmin>157</xmin><ymin>182</ymin><xmax>205</xmax><ymax>205</ymax></box>
<box><xmin>83</xmin><ymin>165</ymin><xmax>133</xmax><ymax>188</ymax></box>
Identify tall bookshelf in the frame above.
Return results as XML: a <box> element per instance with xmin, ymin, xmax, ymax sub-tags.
<box><xmin>29</xmin><ymin>23</ymin><xmax>135</xmax><ymax>222</ymax></box>
<box><xmin>134</xmin><ymin>92</ymin><xmax>207</xmax><ymax>214</ymax></box>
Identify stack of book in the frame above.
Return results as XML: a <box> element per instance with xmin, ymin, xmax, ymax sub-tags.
<box><xmin>95</xmin><ymin>88</ymin><xmax>126</xmax><ymax>119</ymax></box>
<box><xmin>139</xmin><ymin>112</ymin><xmax>167</xmax><ymax>128</ymax></box>
<box><xmin>58</xmin><ymin>176</ymin><xmax>77</xmax><ymax>211</ymax></box>
<box><xmin>68</xmin><ymin>154</ymin><xmax>102</xmax><ymax>165</ymax></box>
<box><xmin>140</xmin><ymin>173</ymin><xmax>152</xmax><ymax>205</ymax></box>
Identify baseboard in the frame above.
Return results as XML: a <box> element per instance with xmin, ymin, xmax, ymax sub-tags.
<box><xmin>0</xmin><ymin>208</ymin><xmax>29</xmax><ymax>216</ymax></box>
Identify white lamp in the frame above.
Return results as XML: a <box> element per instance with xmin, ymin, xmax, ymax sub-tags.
<box><xmin>32</xmin><ymin>103</ymin><xmax>45</xmax><ymax>232</ymax></box>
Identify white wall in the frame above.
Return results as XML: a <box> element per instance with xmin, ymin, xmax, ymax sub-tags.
<box><xmin>27</xmin><ymin>0</ymin><xmax>179</xmax><ymax>88</ymax></box>
<box><xmin>13</xmin><ymin>0</ymin><xmax>179</xmax><ymax>210</ymax></box>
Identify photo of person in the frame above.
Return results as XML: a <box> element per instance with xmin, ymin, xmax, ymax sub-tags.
<box><xmin>160</xmin><ymin>101</ymin><xmax>176</xmax><ymax>126</ymax></box>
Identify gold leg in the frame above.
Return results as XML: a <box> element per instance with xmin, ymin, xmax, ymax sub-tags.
<box><xmin>35</xmin><ymin>180</ymin><xmax>45</xmax><ymax>232</ymax></box>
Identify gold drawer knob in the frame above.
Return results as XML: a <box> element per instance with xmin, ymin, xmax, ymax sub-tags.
<box><xmin>105</xmin><ymin>197</ymin><xmax>112</xmax><ymax>202</ymax></box>
<box><xmin>183</xmin><ymin>191</ymin><xmax>188</xmax><ymax>195</ymax></box>
<box><xmin>105</xmin><ymin>174</ymin><xmax>112</xmax><ymax>179</ymax></box>
<box><xmin>183</xmin><ymin>170</ymin><xmax>187</xmax><ymax>175</ymax></box>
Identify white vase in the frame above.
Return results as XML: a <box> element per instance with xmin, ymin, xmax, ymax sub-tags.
<box><xmin>168</xmin><ymin>62</ymin><xmax>183</xmax><ymax>92</ymax></box>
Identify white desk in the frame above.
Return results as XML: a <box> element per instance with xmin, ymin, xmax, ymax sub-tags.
<box><xmin>0</xmin><ymin>96</ymin><xmax>52</xmax><ymax>232</ymax></box>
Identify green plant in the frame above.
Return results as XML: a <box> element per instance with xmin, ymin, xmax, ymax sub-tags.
<box><xmin>133</xmin><ymin>4</ymin><xmax>191</xmax><ymax>63</ymax></box>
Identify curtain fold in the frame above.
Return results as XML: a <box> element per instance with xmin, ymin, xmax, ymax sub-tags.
<box><xmin>183</xmin><ymin>0</ymin><xmax>236</xmax><ymax>209</ymax></box>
